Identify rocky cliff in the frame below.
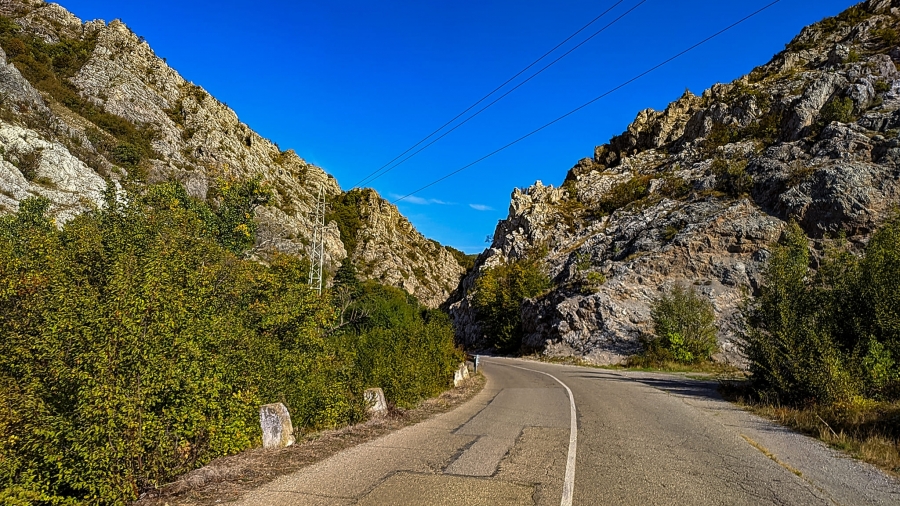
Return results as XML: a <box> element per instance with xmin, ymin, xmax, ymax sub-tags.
<box><xmin>0</xmin><ymin>0</ymin><xmax>463</xmax><ymax>307</ymax></box>
<box><xmin>449</xmin><ymin>0</ymin><xmax>900</xmax><ymax>363</ymax></box>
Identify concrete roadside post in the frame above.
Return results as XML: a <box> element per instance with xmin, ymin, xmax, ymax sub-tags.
<box><xmin>364</xmin><ymin>387</ymin><xmax>388</xmax><ymax>417</ymax></box>
<box><xmin>453</xmin><ymin>362</ymin><xmax>470</xmax><ymax>387</ymax></box>
<box><xmin>260</xmin><ymin>403</ymin><xmax>295</xmax><ymax>449</ymax></box>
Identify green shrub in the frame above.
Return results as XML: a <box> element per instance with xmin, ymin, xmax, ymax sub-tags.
<box><xmin>846</xmin><ymin>49</ymin><xmax>861</xmax><ymax>63</ymax></box>
<box><xmin>704</xmin><ymin>122</ymin><xmax>743</xmax><ymax>154</ymax></box>
<box><xmin>657</xmin><ymin>175</ymin><xmax>690</xmax><ymax>200</ymax></box>
<box><xmin>820</xmin><ymin>96</ymin><xmax>854</xmax><ymax>125</ymax></box>
<box><xmin>742</xmin><ymin>222</ymin><xmax>856</xmax><ymax>405</ymax></box>
<box><xmin>875</xmin><ymin>27</ymin><xmax>899</xmax><ymax>46</ymax></box>
<box><xmin>642</xmin><ymin>285</ymin><xmax>718</xmax><ymax>364</ymax></box>
<box><xmin>711</xmin><ymin>157</ymin><xmax>752</xmax><ymax>197</ymax></box>
<box><xmin>743</xmin><ymin>217</ymin><xmax>900</xmax><ymax>404</ymax></box>
<box><xmin>0</xmin><ymin>186</ymin><xmax>340</xmax><ymax>503</ymax></box>
<box><xmin>875</xmin><ymin>79</ymin><xmax>891</xmax><ymax>94</ymax></box>
<box><xmin>597</xmin><ymin>175</ymin><xmax>652</xmax><ymax>215</ymax></box>
<box><xmin>472</xmin><ymin>257</ymin><xmax>550</xmax><ymax>352</ymax></box>
<box><xmin>343</xmin><ymin>283</ymin><xmax>462</xmax><ymax>408</ymax></box>
<box><xmin>663</xmin><ymin>225</ymin><xmax>680</xmax><ymax>242</ymax></box>
<box><xmin>326</xmin><ymin>189</ymin><xmax>369</xmax><ymax>256</ymax></box>
<box><xmin>206</xmin><ymin>177</ymin><xmax>272</xmax><ymax>254</ymax></box>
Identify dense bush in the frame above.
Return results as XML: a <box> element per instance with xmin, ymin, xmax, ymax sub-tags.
<box><xmin>642</xmin><ymin>285</ymin><xmax>718</xmax><ymax>364</ymax></box>
<box><xmin>471</xmin><ymin>257</ymin><xmax>550</xmax><ymax>352</ymax></box>
<box><xmin>742</xmin><ymin>220</ymin><xmax>900</xmax><ymax>405</ymax></box>
<box><xmin>597</xmin><ymin>175</ymin><xmax>652</xmax><ymax>215</ymax></box>
<box><xmin>342</xmin><ymin>283</ymin><xmax>463</xmax><ymax>408</ymax></box>
<box><xmin>711</xmin><ymin>157</ymin><xmax>752</xmax><ymax>198</ymax></box>
<box><xmin>0</xmin><ymin>181</ymin><xmax>461</xmax><ymax>504</ymax></box>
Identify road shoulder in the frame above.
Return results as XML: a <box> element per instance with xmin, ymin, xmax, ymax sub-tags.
<box><xmin>133</xmin><ymin>375</ymin><xmax>486</xmax><ymax>506</ymax></box>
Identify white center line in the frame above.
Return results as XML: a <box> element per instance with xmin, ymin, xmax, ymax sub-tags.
<box><xmin>494</xmin><ymin>360</ymin><xmax>578</xmax><ymax>506</ymax></box>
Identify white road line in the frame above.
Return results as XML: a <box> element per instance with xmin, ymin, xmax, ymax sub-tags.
<box><xmin>493</xmin><ymin>360</ymin><xmax>578</xmax><ymax>506</ymax></box>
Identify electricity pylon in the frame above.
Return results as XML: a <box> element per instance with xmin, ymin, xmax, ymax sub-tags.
<box><xmin>308</xmin><ymin>185</ymin><xmax>326</xmax><ymax>295</ymax></box>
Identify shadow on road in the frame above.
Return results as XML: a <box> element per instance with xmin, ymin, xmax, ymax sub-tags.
<box><xmin>568</xmin><ymin>371</ymin><xmax>725</xmax><ymax>402</ymax></box>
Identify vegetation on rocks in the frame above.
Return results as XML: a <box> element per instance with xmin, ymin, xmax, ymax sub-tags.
<box><xmin>444</xmin><ymin>245</ymin><xmax>477</xmax><ymax>273</ymax></box>
<box><xmin>0</xmin><ymin>15</ymin><xmax>156</xmax><ymax>178</ymax></box>
<box><xmin>596</xmin><ymin>175</ymin><xmax>652</xmax><ymax>215</ymax></box>
<box><xmin>325</xmin><ymin>189</ymin><xmax>369</xmax><ymax>256</ymax></box>
<box><xmin>471</xmin><ymin>256</ymin><xmax>550</xmax><ymax>353</ymax></box>
<box><xmin>0</xmin><ymin>180</ymin><xmax>462</xmax><ymax>505</ymax></box>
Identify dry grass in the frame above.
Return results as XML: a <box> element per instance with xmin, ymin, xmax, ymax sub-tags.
<box><xmin>132</xmin><ymin>374</ymin><xmax>486</xmax><ymax>506</ymax></box>
<box><xmin>721</xmin><ymin>383</ymin><xmax>900</xmax><ymax>477</ymax></box>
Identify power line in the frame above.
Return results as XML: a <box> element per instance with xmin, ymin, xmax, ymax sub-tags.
<box><xmin>351</xmin><ymin>0</ymin><xmax>634</xmax><ymax>190</ymax></box>
<box><xmin>391</xmin><ymin>0</ymin><xmax>782</xmax><ymax>205</ymax></box>
<box><xmin>358</xmin><ymin>0</ymin><xmax>647</xmax><ymax>189</ymax></box>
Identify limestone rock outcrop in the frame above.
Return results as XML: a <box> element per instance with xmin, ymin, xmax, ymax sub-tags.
<box><xmin>0</xmin><ymin>0</ymin><xmax>463</xmax><ymax>307</ymax></box>
<box><xmin>449</xmin><ymin>0</ymin><xmax>900</xmax><ymax>363</ymax></box>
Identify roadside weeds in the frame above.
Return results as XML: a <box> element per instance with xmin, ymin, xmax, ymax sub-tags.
<box><xmin>132</xmin><ymin>374</ymin><xmax>486</xmax><ymax>506</ymax></box>
<box><xmin>720</xmin><ymin>382</ymin><xmax>900</xmax><ymax>479</ymax></box>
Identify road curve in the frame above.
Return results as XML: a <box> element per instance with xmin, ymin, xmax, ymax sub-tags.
<box><xmin>235</xmin><ymin>358</ymin><xmax>900</xmax><ymax>505</ymax></box>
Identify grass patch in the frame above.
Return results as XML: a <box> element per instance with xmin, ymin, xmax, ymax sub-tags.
<box><xmin>741</xmin><ymin>434</ymin><xmax>803</xmax><ymax>477</ymax></box>
<box><xmin>621</xmin><ymin>357</ymin><xmax>744</xmax><ymax>376</ymax></box>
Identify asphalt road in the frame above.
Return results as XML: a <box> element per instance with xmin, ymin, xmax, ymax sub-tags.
<box><xmin>235</xmin><ymin>358</ymin><xmax>900</xmax><ymax>505</ymax></box>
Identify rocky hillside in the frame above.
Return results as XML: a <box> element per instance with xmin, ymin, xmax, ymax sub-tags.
<box><xmin>0</xmin><ymin>0</ymin><xmax>463</xmax><ymax>307</ymax></box>
<box><xmin>449</xmin><ymin>0</ymin><xmax>900</xmax><ymax>363</ymax></box>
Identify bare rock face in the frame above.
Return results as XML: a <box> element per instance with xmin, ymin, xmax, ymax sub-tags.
<box><xmin>350</xmin><ymin>190</ymin><xmax>463</xmax><ymax>308</ymax></box>
<box><xmin>449</xmin><ymin>0</ymin><xmax>900</xmax><ymax>364</ymax></box>
<box><xmin>0</xmin><ymin>0</ymin><xmax>463</xmax><ymax>307</ymax></box>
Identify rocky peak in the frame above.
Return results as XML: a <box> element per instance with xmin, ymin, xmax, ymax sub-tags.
<box><xmin>0</xmin><ymin>0</ymin><xmax>464</xmax><ymax>307</ymax></box>
<box><xmin>449</xmin><ymin>0</ymin><xmax>900</xmax><ymax>361</ymax></box>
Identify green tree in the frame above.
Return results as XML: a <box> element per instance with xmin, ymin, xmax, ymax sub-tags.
<box><xmin>742</xmin><ymin>222</ymin><xmax>855</xmax><ymax>404</ymax></box>
<box><xmin>472</xmin><ymin>257</ymin><xmax>550</xmax><ymax>352</ymax></box>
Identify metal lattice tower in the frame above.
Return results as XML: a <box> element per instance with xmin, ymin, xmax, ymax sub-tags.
<box><xmin>308</xmin><ymin>185</ymin><xmax>326</xmax><ymax>294</ymax></box>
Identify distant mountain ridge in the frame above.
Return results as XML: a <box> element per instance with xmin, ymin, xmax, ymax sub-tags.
<box><xmin>448</xmin><ymin>0</ymin><xmax>900</xmax><ymax>362</ymax></box>
<box><xmin>0</xmin><ymin>0</ymin><xmax>464</xmax><ymax>307</ymax></box>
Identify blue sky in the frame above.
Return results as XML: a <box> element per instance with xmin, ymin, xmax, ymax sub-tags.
<box><xmin>60</xmin><ymin>0</ymin><xmax>858</xmax><ymax>253</ymax></box>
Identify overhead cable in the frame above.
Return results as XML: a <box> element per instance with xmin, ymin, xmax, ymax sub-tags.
<box><xmin>358</xmin><ymin>0</ymin><xmax>647</xmax><ymax>188</ymax></box>
<box><xmin>391</xmin><ymin>0</ymin><xmax>782</xmax><ymax>205</ymax></box>
<box><xmin>351</xmin><ymin>0</ymin><xmax>636</xmax><ymax>189</ymax></box>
